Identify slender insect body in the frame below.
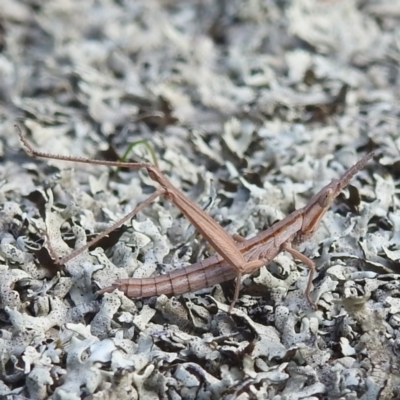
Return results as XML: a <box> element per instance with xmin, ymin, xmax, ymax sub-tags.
<box><xmin>18</xmin><ymin>127</ymin><xmax>374</xmax><ymax>311</ymax></box>
<box><xmin>120</xmin><ymin>256</ymin><xmax>236</xmax><ymax>298</ymax></box>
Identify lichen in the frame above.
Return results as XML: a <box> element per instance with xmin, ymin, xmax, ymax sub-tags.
<box><xmin>1</xmin><ymin>0</ymin><xmax>396</xmax><ymax>398</ymax></box>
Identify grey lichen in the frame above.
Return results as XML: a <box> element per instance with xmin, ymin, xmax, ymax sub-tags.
<box><xmin>0</xmin><ymin>0</ymin><xmax>398</xmax><ymax>398</ymax></box>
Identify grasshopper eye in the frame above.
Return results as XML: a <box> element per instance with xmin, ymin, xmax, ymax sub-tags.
<box><xmin>318</xmin><ymin>188</ymin><xmax>334</xmax><ymax>208</ymax></box>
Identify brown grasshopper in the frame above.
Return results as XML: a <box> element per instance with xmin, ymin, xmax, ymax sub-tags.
<box><xmin>18</xmin><ymin>127</ymin><xmax>374</xmax><ymax>311</ymax></box>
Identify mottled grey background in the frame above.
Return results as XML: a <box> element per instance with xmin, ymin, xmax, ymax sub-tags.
<box><xmin>0</xmin><ymin>1</ymin><xmax>399</xmax><ymax>399</ymax></box>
